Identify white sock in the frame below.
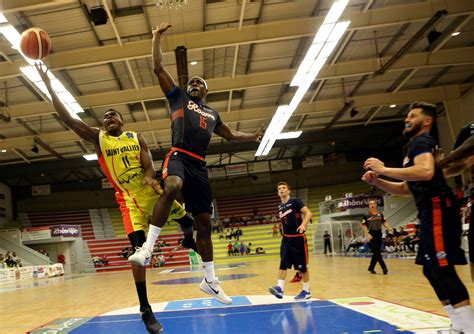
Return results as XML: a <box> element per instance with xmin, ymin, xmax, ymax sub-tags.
<box><xmin>277</xmin><ymin>279</ymin><xmax>285</xmax><ymax>291</ymax></box>
<box><xmin>454</xmin><ymin>305</ymin><xmax>474</xmax><ymax>333</ymax></box>
<box><xmin>303</xmin><ymin>282</ymin><xmax>310</xmax><ymax>292</ymax></box>
<box><xmin>143</xmin><ymin>225</ymin><xmax>162</xmax><ymax>252</ymax></box>
<box><xmin>444</xmin><ymin>305</ymin><xmax>460</xmax><ymax>330</ymax></box>
<box><xmin>203</xmin><ymin>261</ymin><xmax>216</xmax><ymax>282</ymax></box>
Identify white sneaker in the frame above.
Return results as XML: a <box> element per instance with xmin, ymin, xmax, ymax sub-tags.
<box><xmin>128</xmin><ymin>247</ymin><xmax>152</xmax><ymax>266</ymax></box>
<box><xmin>199</xmin><ymin>277</ymin><xmax>232</xmax><ymax>305</ymax></box>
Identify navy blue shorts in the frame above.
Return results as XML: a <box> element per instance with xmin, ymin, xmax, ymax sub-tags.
<box><xmin>415</xmin><ymin>194</ymin><xmax>467</xmax><ymax>268</ymax></box>
<box><xmin>162</xmin><ymin>148</ymin><xmax>212</xmax><ymax>215</ymax></box>
<box><xmin>279</xmin><ymin>235</ymin><xmax>308</xmax><ymax>273</ymax></box>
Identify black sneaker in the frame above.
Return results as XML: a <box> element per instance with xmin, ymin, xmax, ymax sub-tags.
<box><xmin>368</xmin><ymin>269</ymin><xmax>376</xmax><ymax>274</ymax></box>
<box><xmin>141</xmin><ymin>308</ymin><xmax>163</xmax><ymax>333</ymax></box>
<box><xmin>181</xmin><ymin>236</ymin><xmax>199</xmax><ymax>253</ymax></box>
<box><xmin>383</xmin><ymin>268</ymin><xmax>388</xmax><ymax>275</ymax></box>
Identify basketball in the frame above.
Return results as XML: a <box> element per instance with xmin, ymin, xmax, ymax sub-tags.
<box><xmin>20</xmin><ymin>27</ymin><xmax>52</xmax><ymax>60</ymax></box>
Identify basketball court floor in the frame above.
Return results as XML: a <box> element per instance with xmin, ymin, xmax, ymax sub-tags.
<box><xmin>1</xmin><ymin>256</ymin><xmax>473</xmax><ymax>334</ymax></box>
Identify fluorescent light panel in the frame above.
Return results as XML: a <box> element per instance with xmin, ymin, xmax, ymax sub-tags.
<box><xmin>276</xmin><ymin>131</ymin><xmax>303</xmax><ymax>140</ymax></box>
<box><xmin>256</xmin><ymin>0</ymin><xmax>350</xmax><ymax>157</ymax></box>
<box><xmin>83</xmin><ymin>153</ymin><xmax>98</xmax><ymax>161</ymax></box>
<box><xmin>0</xmin><ymin>19</ymin><xmax>84</xmax><ymax>120</ymax></box>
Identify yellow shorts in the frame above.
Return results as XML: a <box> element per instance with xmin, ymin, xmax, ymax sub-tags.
<box><xmin>115</xmin><ymin>185</ymin><xmax>186</xmax><ymax>235</ymax></box>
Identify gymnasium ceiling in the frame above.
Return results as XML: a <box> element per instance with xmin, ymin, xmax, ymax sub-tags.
<box><xmin>0</xmin><ymin>0</ymin><xmax>473</xmax><ymax>187</ymax></box>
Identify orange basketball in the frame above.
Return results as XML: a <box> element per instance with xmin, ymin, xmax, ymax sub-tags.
<box><xmin>20</xmin><ymin>28</ymin><xmax>52</xmax><ymax>60</ymax></box>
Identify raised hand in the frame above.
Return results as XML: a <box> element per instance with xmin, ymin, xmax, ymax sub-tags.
<box><xmin>153</xmin><ymin>22</ymin><xmax>172</xmax><ymax>37</ymax></box>
<box><xmin>34</xmin><ymin>63</ymin><xmax>52</xmax><ymax>90</ymax></box>
<box><xmin>254</xmin><ymin>124</ymin><xmax>265</xmax><ymax>142</ymax></box>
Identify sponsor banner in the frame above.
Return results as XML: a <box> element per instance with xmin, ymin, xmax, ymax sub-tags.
<box><xmin>50</xmin><ymin>224</ymin><xmax>80</xmax><ymax>238</ymax></box>
<box><xmin>101</xmin><ymin>178</ymin><xmax>113</xmax><ymax>189</ymax></box>
<box><xmin>31</xmin><ymin>184</ymin><xmax>51</xmax><ymax>196</ymax></box>
<box><xmin>341</xmin><ymin>195</ymin><xmax>384</xmax><ymax>209</ymax></box>
<box><xmin>248</xmin><ymin>161</ymin><xmax>270</xmax><ymax>173</ymax></box>
<box><xmin>225</xmin><ymin>163</ymin><xmax>248</xmax><ymax>176</ymax></box>
<box><xmin>33</xmin><ymin>265</ymin><xmax>47</xmax><ymax>279</ymax></box>
<box><xmin>302</xmin><ymin>155</ymin><xmax>324</xmax><ymax>168</ymax></box>
<box><xmin>0</xmin><ymin>268</ymin><xmax>15</xmax><ymax>284</ymax></box>
<box><xmin>270</xmin><ymin>159</ymin><xmax>293</xmax><ymax>171</ymax></box>
<box><xmin>22</xmin><ymin>226</ymin><xmax>51</xmax><ymax>241</ymax></box>
<box><xmin>48</xmin><ymin>263</ymin><xmax>65</xmax><ymax>277</ymax></box>
<box><xmin>208</xmin><ymin>167</ymin><xmax>226</xmax><ymax>179</ymax></box>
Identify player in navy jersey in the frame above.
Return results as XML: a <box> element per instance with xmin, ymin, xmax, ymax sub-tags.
<box><xmin>129</xmin><ymin>22</ymin><xmax>263</xmax><ymax>305</ymax></box>
<box><xmin>269</xmin><ymin>182</ymin><xmax>313</xmax><ymax>300</ymax></box>
<box><xmin>362</xmin><ymin>102</ymin><xmax>473</xmax><ymax>333</ymax></box>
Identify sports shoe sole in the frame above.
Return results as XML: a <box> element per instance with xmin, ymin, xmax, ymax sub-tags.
<box><xmin>199</xmin><ymin>284</ymin><xmax>232</xmax><ymax>305</ymax></box>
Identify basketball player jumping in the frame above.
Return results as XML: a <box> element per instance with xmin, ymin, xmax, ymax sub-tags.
<box><xmin>362</xmin><ymin>102</ymin><xmax>474</xmax><ymax>333</ymax></box>
<box><xmin>128</xmin><ymin>23</ymin><xmax>263</xmax><ymax>305</ymax></box>
<box><xmin>269</xmin><ymin>182</ymin><xmax>313</xmax><ymax>300</ymax></box>
<box><xmin>36</xmin><ymin>64</ymin><xmax>199</xmax><ymax>333</ymax></box>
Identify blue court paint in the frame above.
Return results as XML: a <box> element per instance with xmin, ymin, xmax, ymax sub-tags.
<box><xmin>164</xmin><ymin>296</ymin><xmax>251</xmax><ymax>311</ymax></box>
<box><xmin>69</xmin><ymin>300</ymin><xmax>414</xmax><ymax>334</ymax></box>
<box><xmin>153</xmin><ymin>273</ymin><xmax>258</xmax><ymax>285</ymax></box>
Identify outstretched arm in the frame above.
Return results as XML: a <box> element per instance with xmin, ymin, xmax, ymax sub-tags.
<box><xmin>152</xmin><ymin>23</ymin><xmax>176</xmax><ymax>95</ymax></box>
<box><xmin>35</xmin><ymin>64</ymin><xmax>99</xmax><ymax>145</ymax></box>
<box><xmin>214</xmin><ymin>122</ymin><xmax>264</xmax><ymax>143</ymax></box>
<box><xmin>364</xmin><ymin>154</ymin><xmax>435</xmax><ymax>182</ymax></box>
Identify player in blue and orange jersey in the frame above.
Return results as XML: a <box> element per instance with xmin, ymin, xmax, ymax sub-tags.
<box><xmin>362</xmin><ymin>102</ymin><xmax>473</xmax><ymax>333</ymax></box>
<box><xmin>269</xmin><ymin>182</ymin><xmax>313</xmax><ymax>300</ymax></box>
<box><xmin>129</xmin><ymin>22</ymin><xmax>264</xmax><ymax>305</ymax></box>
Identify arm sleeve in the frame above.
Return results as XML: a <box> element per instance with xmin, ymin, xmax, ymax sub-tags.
<box><xmin>410</xmin><ymin>135</ymin><xmax>434</xmax><ymax>159</ymax></box>
<box><xmin>165</xmin><ymin>85</ymin><xmax>182</xmax><ymax>103</ymax></box>
<box><xmin>213</xmin><ymin>111</ymin><xmax>223</xmax><ymax>132</ymax></box>
<box><xmin>293</xmin><ymin>198</ymin><xmax>305</xmax><ymax>212</ymax></box>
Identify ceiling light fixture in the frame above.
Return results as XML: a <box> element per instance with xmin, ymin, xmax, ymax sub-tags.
<box><xmin>390</xmin><ymin>104</ymin><xmax>397</xmax><ymax>108</ymax></box>
<box><xmin>190</xmin><ymin>61</ymin><xmax>197</xmax><ymax>65</ymax></box>
<box><xmin>451</xmin><ymin>31</ymin><xmax>460</xmax><ymax>37</ymax></box>
<box><xmin>31</xmin><ymin>145</ymin><xmax>39</xmax><ymax>154</ymax></box>
<box><xmin>1</xmin><ymin>149</ymin><xmax>6</xmax><ymax>153</ymax></box>
<box><xmin>83</xmin><ymin>153</ymin><xmax>98</xmax><ymax>161</ymax></box>
<box><xmin>256</xmin><ymin>0</ymin><xmax>350</xmax><ymax>156</ymax></box>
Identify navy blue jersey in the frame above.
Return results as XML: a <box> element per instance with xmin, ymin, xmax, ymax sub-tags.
<box><xmin>362</xmin><ymin>212</ymin><xmax>385</xmax><ymax>231</ymax></box>
<box><xmin>453</xmin><ymin>121</ymin><xmax>473</xmax><ymax>150</ymax></box>
<box><xmin>278</xmin><ymin>197</ymin><xmax>305</xmax><ymax>235</ymax></box>
<box><xmin>165</xmin><ymin>86</ymin><xmax>222</xmax><ymax>158</ymax></box>
<box><xmin>403</xmin><ymin>133</ymin><xmax>452</xmax><ymax>212</ymax></box>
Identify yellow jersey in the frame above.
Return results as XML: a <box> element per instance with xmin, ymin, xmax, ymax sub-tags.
<box><xmin>98</xmin><ymin>130</ymin><xmax>146</xmax><ymax>196</ymax></box>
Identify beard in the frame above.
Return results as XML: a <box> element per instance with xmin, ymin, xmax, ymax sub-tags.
<box><xmin>403</xmin><ymin>121</ymin><xmax>423</xmax><ymax>138</ymax></box>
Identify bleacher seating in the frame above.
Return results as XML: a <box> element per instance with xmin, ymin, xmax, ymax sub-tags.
<box><xmin>212</xmin><ymin>224</ymin><xmax>315</xmax><ymax>263</ymax></box>
<box><xmin>216</xmin><ymin>193</ymin><xmax>280</xmax><ymax>224</ymax></box>
<box><xmin>22</xmin><ymin>210</ymin><xmax>95</xmax><ymax>240</ymax></box>
<box><xmin>88</xmin><ymin>233</ymin><xmax>189</xmax><ymax>272</ymax></box>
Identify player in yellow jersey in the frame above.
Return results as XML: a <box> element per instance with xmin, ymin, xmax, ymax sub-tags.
<box><xmin>36</xmin><ymin>64</ymin><xmax>195</xmax><ymax>333</ymax></box>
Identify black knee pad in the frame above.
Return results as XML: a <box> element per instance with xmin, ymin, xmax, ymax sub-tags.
<box><xmin>128</xmin><ymin>230</ymin><xmax>146</xmax><ymax>249</ymax></box>
<box><xmin>429</xmin><ymin>265</ymin><xmax>470</xmax><ymax>305</ymax></box>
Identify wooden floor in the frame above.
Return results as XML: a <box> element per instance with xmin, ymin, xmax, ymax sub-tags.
<box><xmin>1</xmin><ymin>255</ymin><xmax>473</xmax><ymax>334</ymax></box>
